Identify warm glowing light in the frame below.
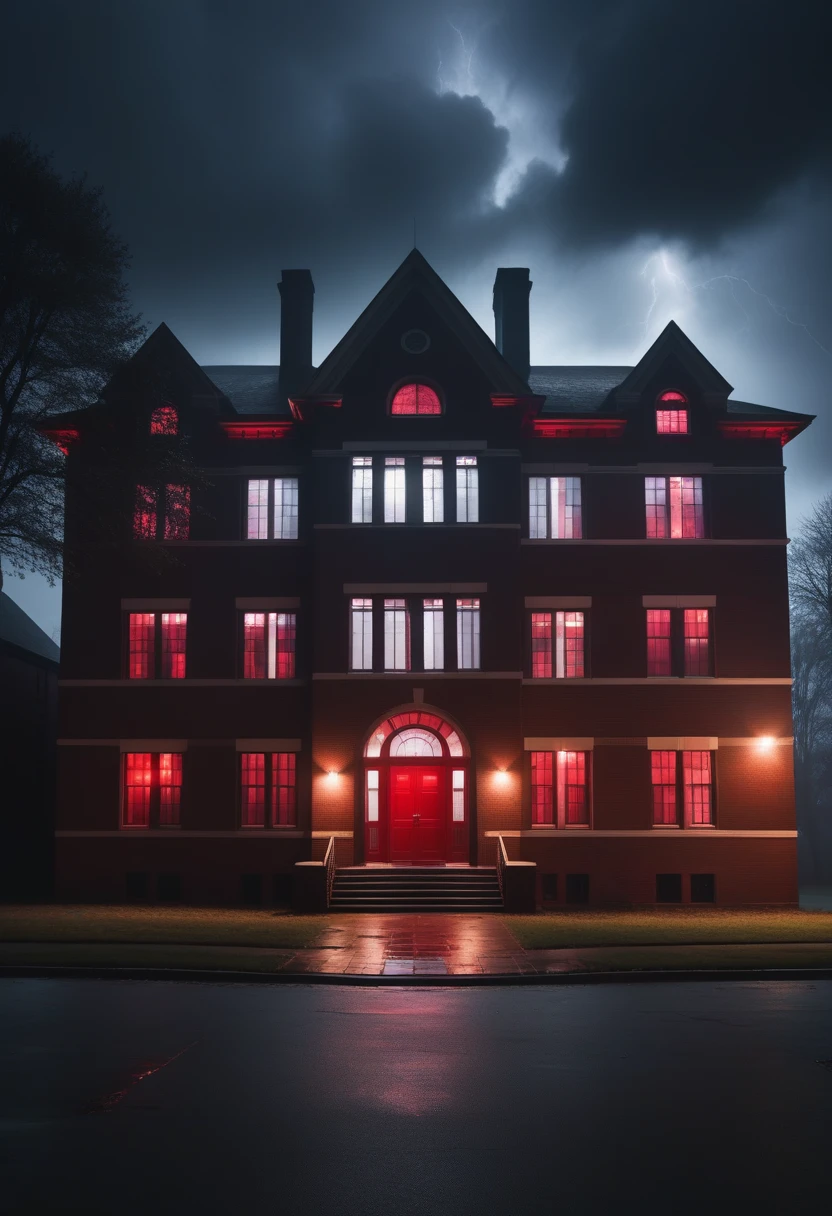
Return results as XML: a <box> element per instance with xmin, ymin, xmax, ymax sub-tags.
<box><xmin>494</xmin><ymin>770</ymin><xmax>511</xmax><ymax>786</ymax></box>
<box><xmin>326</xmin><ymin>770</ymin><xmax>340</xmax><ymax>783</ymax></box>
<box><xmin>756</xmin><ymin>736</ymin><xmax>776</xmax><ymax>754</ymax></box>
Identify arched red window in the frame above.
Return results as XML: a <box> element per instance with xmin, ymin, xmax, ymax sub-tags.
<box><xmin>150</xmin><ymin>405</ymin><xmax>178</xmax><ymax>435</ymax></box>
<box><xmin>656</xmin><ymin>391</ymin><xmax>688</xmax><ymax>434</ymax></box>
<box><xmin>390</xmin><ymin>383</ymin><xmax>442</xmax><ymax>415</ymax></box>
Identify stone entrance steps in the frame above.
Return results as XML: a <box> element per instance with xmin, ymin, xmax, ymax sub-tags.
<box><xmin>330</xmin><ymin>866</ymin><xmax>503</xmax><ymax>912</ymax></box>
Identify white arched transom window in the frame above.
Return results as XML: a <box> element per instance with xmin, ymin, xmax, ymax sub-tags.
<box><xmin>389</xmin><ymin>728</ymin><xmax>443</xmax><ymax>757</ymax></box>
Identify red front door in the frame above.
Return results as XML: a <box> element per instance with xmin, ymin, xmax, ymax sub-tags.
<box><xmin>389</xmin><ymin>766</ymin><xmax>446</xmax><ymax>863</ymax></box>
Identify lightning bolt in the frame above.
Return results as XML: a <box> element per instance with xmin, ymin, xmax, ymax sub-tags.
<box><xmin>639</xmin><ymin>251</ymin><xmax>832</xmax><ymax>358</ymax></box>
<box><xmin>438</xmin><ymin>21</ymin><xmax>477</xmax><ymax>96</ymax></box>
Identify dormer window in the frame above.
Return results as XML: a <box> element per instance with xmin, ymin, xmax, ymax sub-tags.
<box><xmin>656</xmin><ymin>391</ymin><xmax>688</xmax><ymax>435</ymax></box>
<box><xmin>150</xmin><ymin>405</ymin><xmax>178</xmax><ymax>435</ymax></box>
<box><xmin>390</xmin><ymin>383</ymin><xmax>442</xmax><ymax>415</ymax></box>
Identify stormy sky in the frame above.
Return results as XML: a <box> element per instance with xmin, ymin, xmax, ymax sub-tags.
<box><xmin>3</xmin><ymin>0</ymin><xmax>831</xmax><ymax>638</ymax></box>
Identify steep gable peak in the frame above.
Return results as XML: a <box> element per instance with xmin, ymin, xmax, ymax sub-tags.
<box><xmin>303</xmin><ymin>250</ymin><xmax>532</xmax><ymax>399</ymax></box>
<box><xmin>615</xmin><ymin>320</ymin><xmax>733</xmax><ymax>406</ymax></box>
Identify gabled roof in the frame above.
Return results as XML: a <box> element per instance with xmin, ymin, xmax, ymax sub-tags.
<box><xmin>302</xmin><ymin>249</ymin><xmax>532</xmax><ymax>398</ymax></box>
<box><xmin>104</xmin><ymin>323</ymin><xmax>232</xmax><ymax>406</ymax></box>
<box><xmin>0</xmin><ymin>593</ymin><xmax>60</xmax><ymax>665</ymax></box>
<box><xmin>203</xmin><ymin>366</ymin><xmax>284</xmax><ymax>415</ymax></box>
<box><xmin>529</xmin><ymin>366</ymin><xmax>632</xmax><ymax>414</ymax></box>
<box><xmin>615</xmin><ymin>320</ymin><xmax>733</xmax><ymax>402</ymax></box>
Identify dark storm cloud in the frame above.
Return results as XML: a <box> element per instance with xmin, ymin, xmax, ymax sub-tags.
<box><xmin>500</xmin><ymin>0</ymin><xmax>832</xmax><ymax>250</ymax></box>
<box><xmin>3</xmin><ymin>0</ymin><xmax>832</xmax><ymax>641</ymax></box>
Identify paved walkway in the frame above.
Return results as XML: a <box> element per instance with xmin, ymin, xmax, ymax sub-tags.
<box><xmin>279</xmin><ymin>914</ymin><xmax>540</xmax><ymax>976</ymax></box>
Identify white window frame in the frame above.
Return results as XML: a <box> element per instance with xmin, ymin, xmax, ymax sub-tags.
<box><xmin>351</xmin><ymin>457</ymin><xmax>373</xmax><ymax>524</ymax></box>
<box><xmin>528</xmin><ymin>476</ymin><xmax>582</xmax><ymax>539</ymax></box>
<box><xmin>456</xmin><ymin>598</ymin><xmax>481</xmax><ymax>670</ymax></box>
<box><xmin>422</xmin><ymin>457</ymin><xmax>444</xmax><ymax>523</ymax></box>
<box><xmin>246</xmin><ymin>478</ymin><xmax>299</xmax><ymax>540</ymax></box>
<box><xmin>423</xmin><ymin>598</ymin><xmax>444</xmax><ymax>671</ymax></box>
<box><xmin>456</xmin><ymin>456</ymin><xmax>478</xmax><ymax>523</ymax></box>
<box><xmin>384</xmin><ymin>457</ymin><xmax>406</xmax><ymax>524</ymax></box>
<box><xmin>384</xmin><ymin>598</ymin><xmax>410</xmax><ymax>671</ymax></box>
<box><xmin>350</xmin><ymin>598</ymin><xmax>373</xmax><ymax>670</ymax></box>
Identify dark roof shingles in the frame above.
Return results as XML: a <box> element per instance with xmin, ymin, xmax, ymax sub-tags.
<box><xmin>201</xmin><ymin>363</ymin><xmax>809</xmax><ymax>423</ymax></box>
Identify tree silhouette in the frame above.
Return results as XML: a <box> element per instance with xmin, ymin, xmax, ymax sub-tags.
<box><xmin>0</xmin><ymin>133</ymin><xmax>144</xmax><ymax>588</ymax></box>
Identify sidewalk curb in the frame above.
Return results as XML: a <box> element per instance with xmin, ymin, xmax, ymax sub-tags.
<box><xmin>2</xmin><ymin>965</ymin><xmax>832</xmax><ymax>987</ymax></box>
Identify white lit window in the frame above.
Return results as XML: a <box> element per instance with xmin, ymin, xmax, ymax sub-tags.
<box><xmin>274</xmin><ymin>478</ymin><xmax>298</xmax><ymax>539</ymax></box>
<box><xmin>246</xmin><ymin>478</ymin><xmax>298</xmax><ymax>539</ymax></box>
<box><xmin>456</xmin><ymin>598</ymin><xmax>480</xmax><ymax>670</ymax></box>
<box><xmin>452</xmin><ymin>770</ymin><xmax>465</xmax><ymax>822</ymax></box>
<box><xmin>456</xmin><ymin>456</ymin><xmax>478</xmax><ymax>522</ymax></box>
<box><xmin>423</xmin><ymin>598</ymin><xmax>444</xmax><ymax>670</ymax></box>
<box><xmin>367</xmin><ymin>770</ymin><xmax>379</xmax><ymax>822</ymax></box>
<box><xmin>422</xmin><ymin>457</ymin><xmax>444</xmax><ymax>523</ymax></box>
<box><xmin>384</xmin><ymin>598</ymin><xmax>410</xmax><ymax>670</ymax></box>
<box><xmin>247</xmin><ymin>480</ymin><xmax>269</xmax><ymax>539</ymax></box>
<box><xmin>384</xmin><ymin>457</ymin><xmax>406</xmax><ymax>523</ymax></box>
<box><xmin>351</xmin><ymin>598</ymin><xmax>373</xmax><ymax>670</ymax></box>
<box><xmin>528</xmin><ymin>477</ymin><xmax>582</xmax><ymax>538</ymax></box>
<box><xmin>351</xmin><ymin>457</ymin><xmax>373</xmax><ymax>524</ymax></box>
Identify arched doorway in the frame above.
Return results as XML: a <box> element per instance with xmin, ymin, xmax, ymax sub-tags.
<box><xmin>362</xmin><ymin>709</ymin><xmax>470</xmax><ymax>864</ymax></box>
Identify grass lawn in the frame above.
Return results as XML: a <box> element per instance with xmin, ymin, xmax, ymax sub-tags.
<box><xmin>0</xmin><ymin>905</ymin><xmax>327</xmax><ymax>950</ymax></box>
<box><xmin>503</xmin><ymin>909</ymin><xmax>832</xmax><ymax>950</ymax></box>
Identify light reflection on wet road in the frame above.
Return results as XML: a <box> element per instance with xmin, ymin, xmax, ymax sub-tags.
<box><xmin>1</xmin><ymin>979</ymin><xmax>831</xmax><ymax>1215</ymax></box>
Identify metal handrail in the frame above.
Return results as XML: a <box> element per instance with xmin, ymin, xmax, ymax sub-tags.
<box><xmin>495</xmin><ymin>834</ymin><xmax>508</xmax><ymax>902</ymax></box>
<box><xmin>323</xmin><ymin>835</ymin><xmax>337</xmax><ymax>907</ymax></box>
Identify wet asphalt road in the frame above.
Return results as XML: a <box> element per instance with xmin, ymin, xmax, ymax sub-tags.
<box><xmin>1</xmin><ymin>979</ymin><xmax>831</xmax><ymax>1215</ymax></box>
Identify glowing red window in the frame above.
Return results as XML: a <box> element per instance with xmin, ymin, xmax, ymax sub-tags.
<box><xmin>390</xmin><ymin>383</ymin><xmax>442</xmax><ymax>415</ymax></box>
<box><xmin>647</xmin><ymin>610</ymin><xmax>672</xmax><ymax>676</ymax></box>
<box><xmin>128</xmin><ymin>613</ymin><xmax>187</xmax><ymax>678</ymax></box>
<box><xmin>273</xmin><ymin>753</ymin><xmax>296</xmax><ymax>825</ymax></box>
<box><xmin>658</xmin><ymin>391</ymin><xmax>687</xmax><ymax>402</ymax></box>
<box><xmin>656</xmin><ymin>409</ymin><xmax>688</xmax><ymax>434</ymax></box>
<box><xmin>683</xmin><ymin>609</ymin><xmax>710</xmax><ymax>676</ymax></box>
<box><xmin>123</xmin><ymin>752</ymin><xmax>182</xmax><ymax>828</ymax></box>
<box><xmin>651</xmin><ymin>751</ymin><xmax>678</xmax><ymax>825</ymax></box>
<box><xmin>240</xmin><ymin>752</ymin><xmax>296</xmax><ymax>827</ymax></box>
<box><xmin>645</xmin><ymin>476</ymin><xmax>703</xmax><ymax>538</ymax></box>
<box><xmin>134</xmin><ymin>485</ymin><xmax>157</xmax><ymax>539</ymax></box>
<box><xmin>158</xmin><ymin>752</ymin><xmax>183</xmax><ymax>826</ymax></box>
<box><xmin>150</xmin><ymin>405</ymin><xmax>178</xmax><ymax>435</ymax></box>
<box><xmin>243</xmin><ymin>612</ymin><xmax>296</xmax><ymax>679</ymax></box>
<box><xmin>124</xmin><ymin>753</ymin><xmax>152</xmax><ymax>827</ymax></box>
<box><xmin>683</xmin><ymin>751</ymin><xmax>713</xmax><ymax>826</ymax></box>
<box><xmin>531</xmin><ymin>613</ymin><xmax>552</xmax><ymax>678</ymax></box>
<box><xmin>532</xmin><ymin>751</ymin><xmax>590</xmax><ymax>827</ymax></box>
<box><xmin>164</xmin><ymin>485</ymin><xmax>190</xmax><ymax>539</ymax></box>
<box><xmin>241</xmin><ymin>753</ymin><xmax>266</xmax><ymax>827</ymax></box>
<box><xmin>244</xmin><ymin>613</ymin><xmax>267</xmax><ymax>679</ymax></box>
<box><xmin>531</xmin><ymin>752</ymin><xmax>554</xmax><ymax>824</ymax></box>
<box><xmin>558</xmin><ymin>751</ymin><xmax>589</xmax><ymax>825</ymax></box>
<box><xmin>128</xmin><ymin>613</ymin><xmax>155</xmax><ymax>679</ymax></box>
<box><xmin>161</xmin><ymin>613</ymin><xmax>188</xmax><ymax>678</ymax></box>
<box><xmin>556</xmin><ymin>611</ymin><xmax>584</xmax><ymax>678</ymax></box>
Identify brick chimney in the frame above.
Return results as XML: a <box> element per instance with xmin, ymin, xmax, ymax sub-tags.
<box><xmin>492</xmin><ymin>267</ymin><xmax>531</xmax><ymax>383</ymax></box>
<box><xmin>278</xmin><ymin>270</ymin><xmax>314</xmax><ymax>398</ymax></box>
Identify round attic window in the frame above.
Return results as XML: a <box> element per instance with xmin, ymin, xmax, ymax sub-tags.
<box><xmin>401</xmin><ymin>328</ymin><xmax>430</xmax><ymax>354</ymax></box>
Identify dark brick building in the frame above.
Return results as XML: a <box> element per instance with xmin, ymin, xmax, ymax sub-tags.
<box><xmin>46</xmin><ymin>251</ymin><xmax>812</xmax><ymax>907</ymax></box>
